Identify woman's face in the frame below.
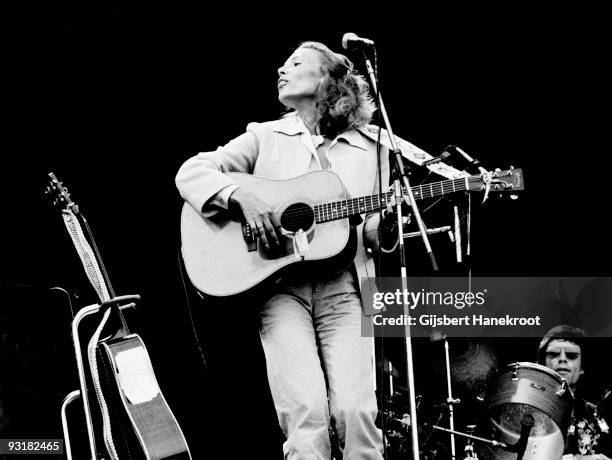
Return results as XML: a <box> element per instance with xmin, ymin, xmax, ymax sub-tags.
<box><xmin>277</xmin><ymin>47</ymin><xmax>326</xmax><ymax>109</ymax></box>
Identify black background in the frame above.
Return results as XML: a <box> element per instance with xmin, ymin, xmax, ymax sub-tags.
<box><xmin>1</xmin><ymin>5</ymin><xmax>610</xmax><ymax>459</ymax></box>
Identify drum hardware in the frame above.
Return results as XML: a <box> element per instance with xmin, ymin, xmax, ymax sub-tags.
<box><xmin>381</xmin><ymin>393</ymin><xmax>451</xmax><ymax>459</ymax></box>
<box><xmin>402</xmin><ymin>225</ymin><xmax>451</xmax><ymax>239</ymax></box>
<box><xmin>486</xmin><ymin>362</ymin><xmax>574</xmax><ymax>435</ymax></box>
<box><xmin>430</xmin><ymin>333</ymin><xmax>463</xmax><ymax>459</ymax></box>
<box><xmin>509</xmin><ymin>414</ymin><xmax>535</xmax><ymax>458</ymax></box>
<box><xmin>555</xmin><ymin>379</ymin><xmax>569</xmax><ymax>397</ymax></box>
<box><xmin>433</xmin><ymin>415</ymin><xmax>534</xmax><ymax>458</ymax></box>
<box><xmin>416</xmin><ymin>332</ymin><xmax>492</xmax><ymax>460</ymax></box>
<box><xmin>479</xmin><ymin>362</ymin><xmax>574</xmax><ymax>459</ymax></box>
<box><xmin>432</xmin><ymin>425</ymin><xmax>508</xmax><ymax>448</ymax></box>
<box><xmin>463</xmin><ymin>425</ymin><xmax>479</xmax><ymax>460</ymax></box>
<box><xmin>464</xmin><ymin>441</ymin><xmax>478</xmax><ymax>460</ymax></box>
<box><xmin>512</xmin><ymin>362</ymin><xmax>520</xmax><ymax>381</ymax></box>
<box><xmin>530</xmin><ymin>383</ymin><xmax>545</xmax><ymax>392</ymax></box>
<box><xmin>598</xmin><ymin>416</ymin><xmax>610</xmax><ymax>434</ymax></box>
<box><xmin>596</xmin><ymin>385</ymin><xmax>612</xmax><ymax>434</ymax></box>
<box><xmin>443</xmin><ymin>336</ymin><xmax>459</xmax><ymax>459</ymax></box>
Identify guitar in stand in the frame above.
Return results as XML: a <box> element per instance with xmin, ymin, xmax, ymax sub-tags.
<box><xmin>47</xmin><ymin>172</ymin><xmax>191</xmax><ymax>459</ymax></box>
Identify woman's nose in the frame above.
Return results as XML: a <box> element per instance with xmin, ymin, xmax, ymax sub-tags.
<box><xmin>277</xmin><ymin>66</ymin><xmax>286</xmax><ymax>77</ymax></box>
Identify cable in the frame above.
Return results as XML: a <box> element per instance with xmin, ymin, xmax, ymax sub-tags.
<box><xmin>49</xmin><ymin>286</ymin><xmax>76</xmax><ymax>318</ymax></box>
<box><xmin>177</xmin><ymin>248</ymin><xmax>208</xmax><ymax>370</ymax></box>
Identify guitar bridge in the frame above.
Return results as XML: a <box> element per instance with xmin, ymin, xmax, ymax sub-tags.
<box><xmin>242</xmin><ymin>222</ymin><xmax>257</xmax><ymax>252</ymax></box>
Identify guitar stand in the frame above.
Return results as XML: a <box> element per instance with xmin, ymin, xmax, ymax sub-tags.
<box><xmin>61</xmin><ymin>390</ymin><xmax>80</xmax><ymax>459</ymax></box>
<box><xmin>60</xmin><ymin>296</ymin><xmax>139</xmax><ymax>460</ymax></box>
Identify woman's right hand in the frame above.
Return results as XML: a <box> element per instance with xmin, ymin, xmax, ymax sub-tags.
<box><xmin>229</xmin><ymin>187</ymin><xmax>281</xmax><ymax>250</ymax></box>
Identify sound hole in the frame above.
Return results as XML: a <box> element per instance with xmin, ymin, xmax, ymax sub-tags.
<box><xmin>281</xmin><ymin>203</ymin><xmax>314</xmax><ymax>233</ymax></box>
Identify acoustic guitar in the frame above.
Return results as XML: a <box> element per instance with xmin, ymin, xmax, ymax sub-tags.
<box><xmin>47</xmin><ymin>173</ymin><xmax>192</xmax><ymax>460</ymax></box>
<box><xmin>180</xmin><ymin>168</ymin><xmax>523</xmax><ymax>297</ymax></box>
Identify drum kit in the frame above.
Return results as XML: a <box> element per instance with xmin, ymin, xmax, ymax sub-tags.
<box><xmin>380</xmin><ymin>356</ymin><xmax>610</xmax><ymax>460</ymax></box>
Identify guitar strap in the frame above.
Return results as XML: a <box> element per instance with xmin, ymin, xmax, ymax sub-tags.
<box><xmin>357</xmin><ymin>125</ymin><xmax>471</xmax><ymax>180</ymax></box>
<box><xmin>61</xmin><ymin>209</ymin><xmax>119</xmax><ymax>460</ymax></box>
<box><xmin>86</xmin><ymin>309</ymin><xmax>119</xmax><ymax>460</ymax></box>
<box><xmin>62</xmin><ymin>210</ymin><xmax>110</xmax><ymax>301</ymax></box>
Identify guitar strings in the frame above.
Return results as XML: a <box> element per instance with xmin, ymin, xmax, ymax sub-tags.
<box><xmin>277</xmin><ymin>178</ymin><xmax>481</xmax><ymax>225</ymax></box>
<box><xmin>279</xmin><ymin>190</ymin><xmax>474</xmax><ymax>225</ymax></box>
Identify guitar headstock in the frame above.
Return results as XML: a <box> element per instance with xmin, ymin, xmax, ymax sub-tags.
<box><xmin>468</xmin><ymin>167</ymin><xmax>524</xmax><ymax>193</ymax></box>
<box><xmin>45</xmin><ymin>172</ymin><xmax>80</xmax><ymax>214</ymax></box>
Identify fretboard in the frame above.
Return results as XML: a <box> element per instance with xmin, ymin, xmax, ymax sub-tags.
<box><xmin>314</xmin><ymin>176</ymin><xmax>475</xmax><ymax>223</ymax></box>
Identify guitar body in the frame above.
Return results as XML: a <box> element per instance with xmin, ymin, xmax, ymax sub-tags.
<box><xmin>181</xmin><ymin>170</ymin><xmax>357</xmax><ymax>297</ymax></box>
<box><xmin>180</xmin><ymin>167</ymin><xmax>524</xmax><ymax>297</ymax></box>
<box><xmin>97</xmin><ymin>334</ymin><xmax>191</xmax><ymax>459</ymax></box>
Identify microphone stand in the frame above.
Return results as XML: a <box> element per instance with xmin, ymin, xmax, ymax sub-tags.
<box><xmin>362</xmin><ymin>54</ymin><xmax>439</xmax><ymax>273</ymax></box>
<box><xmin>360</xmin><ymin>48</ymin><xmax>439</xmax><ymax>460</ymax></box>
<box><xmin>443</xmin><ymin>336</ymin><xmax>460</xmax><ymax>459</ymax></box>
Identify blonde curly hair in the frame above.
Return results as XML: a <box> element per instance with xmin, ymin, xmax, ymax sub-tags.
<box><xmin>288</xmin><ymin>41</ymin><xmax>376</xmax><ymax>137</ymax></box>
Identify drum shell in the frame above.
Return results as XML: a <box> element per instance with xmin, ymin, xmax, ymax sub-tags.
<box><xmin>477</xmin><ymin>362</ymin><xmax>574</xmax><ymax>460</ymax></box>
<box><xmin>485</xmin><ymin>362</ymin><xmax>574</xmax><ymax>435</ymax></box>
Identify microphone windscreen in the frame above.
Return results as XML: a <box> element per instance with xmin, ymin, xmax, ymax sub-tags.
<box><xmin>342</xmin><ymin>32</ymin><xmax>358</xmax><ymax>50</ymax></box>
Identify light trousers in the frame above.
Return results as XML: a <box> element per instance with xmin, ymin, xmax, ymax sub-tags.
<box><xmin>259</xmin><ymin>268</ymin><xmax>383</xmax><ymax>460</ymax></box>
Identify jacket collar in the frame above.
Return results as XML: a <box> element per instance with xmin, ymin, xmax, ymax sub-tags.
<box><xmin>273</xmin><ymin>114</ymin><xmax>368</xmax><ymax>151</ymax></box>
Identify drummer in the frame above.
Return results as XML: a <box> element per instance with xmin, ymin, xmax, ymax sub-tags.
<box><xmin>537</xmin><ymin>325</ymin><xmax>612</xmax><ymax>460</ymax></box>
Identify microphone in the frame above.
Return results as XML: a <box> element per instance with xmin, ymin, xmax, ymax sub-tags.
<box><xmin>342</xmin><ymin>32</ymin><xmax>375</xmax><ymax>50</ymax></box>
<box><xmin>447</xmin><ymin>145</ymin><xmax>481</xmax><ymax>170</ymax></box>
<box><xmin>422</xmin><ymin>150</ymin><xmax>452</xmax><ymax>166</ymax></box>
<box><xmin>423</xmin><ymin>145</ymin><xmax>482</xmax><ymax>172</ymax></box>
<box><xmin>507</xmin><ymin>414</ymin><xmax>534</xmax><ymax>459</ymax></box>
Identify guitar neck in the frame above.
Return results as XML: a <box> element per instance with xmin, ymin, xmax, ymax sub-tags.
<box><xmin>314</xmin><ymin>176</ymin><xmax>473</xmax><ymax>224</ymax></box>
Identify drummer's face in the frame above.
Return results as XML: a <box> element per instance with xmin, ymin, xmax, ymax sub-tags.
<box><xmin>545</xmin><ymin>339</ymin><xmax>583</xmax><ymax>388</ymax></box>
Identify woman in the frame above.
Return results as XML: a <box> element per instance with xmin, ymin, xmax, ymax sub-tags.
<box><xmin>176</xmin><ymin>41</ymin><xmax>387</xmax><ymax>459</ymax></box>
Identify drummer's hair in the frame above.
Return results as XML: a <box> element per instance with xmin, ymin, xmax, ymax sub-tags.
<box><xmin>537</xmin><ymin>325</ymin><xmax>587</xmax><ymax>367</ymax></box>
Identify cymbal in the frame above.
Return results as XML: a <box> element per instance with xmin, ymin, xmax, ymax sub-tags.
<box><xmin>422</xmin><ymin>338</ymin><xmax>499</xmax><ymax>398</ymax></box>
